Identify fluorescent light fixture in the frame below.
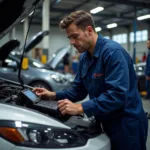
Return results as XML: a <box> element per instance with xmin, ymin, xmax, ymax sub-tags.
<box><xmin>137</xmin><ymin>14</ymin><xmax>150</xmax><ymax>20</ymax></box>
<box><xmin>95</xmin><ymin>27</ymin><xmax>102</xmax><ymax>32</ymax></box>
<box><xmin>90</xmin><ymin>7</ymin><xmax>104</xmax><ymax>14</ymax></box>
<box><xmin>107</xmin><ymin>23</ymin><xmax>117</xmax><ymax>29</ymax></box>
<box><xmin>21</xmin><ymin>19</ymin><xmax>25</xmax><ymax>23</ymax></box>
<box><xmin>29</xmin><ymin>11</ymin><xmax>34</xmax><ymax>16</ymax></box>
<box><xmin>55</xmin><ymin>0</ymin><xmax>61</xmax><ymax>4</ymax></box>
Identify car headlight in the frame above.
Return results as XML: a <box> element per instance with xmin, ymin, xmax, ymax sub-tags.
<box><xmin>50</xmin><ymin>74</ymin><xmax>67</xmax><ymax>83</ymax></box>
<box><xmin>0</xmin><ymin>120</ymin><xmax>86</xmax><ymax>148</ymax></box>
<box><xmin>65</xmin><ymin>74</ymin><xmax>75</xmax><ymax>83</ymax></box>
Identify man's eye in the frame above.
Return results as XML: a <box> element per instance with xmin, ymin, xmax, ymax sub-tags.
<box><xmin>72</xmin><ymin>35</ymin><xmax>79</xmax><ymax>39</ymax></box>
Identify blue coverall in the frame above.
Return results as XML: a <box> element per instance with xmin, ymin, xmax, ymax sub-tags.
<box><xmin>145</xmin><ymin>51</ymin><xmax>150</xmax><ymax>99</ymax></box>
<box><xmin>56</xmin><ymin>35</ymin><xmax>148</xmax><ymax>150</ymax></box>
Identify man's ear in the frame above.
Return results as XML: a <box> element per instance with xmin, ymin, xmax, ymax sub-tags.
<box><xmin>86</xmin><ymin>26</ymin><xmax>93</xmax><ymax>35</ymax></box>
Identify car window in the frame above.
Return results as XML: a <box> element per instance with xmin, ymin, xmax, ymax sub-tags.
<box><xmin>12</xmin><ymin>54</ymin><xmax>45</xmax><ymax>68</ymax></box>
<box><xmin>4</xmin><ymin>58</ymin><xmax>18</xmax><ymax>68</ymax></box>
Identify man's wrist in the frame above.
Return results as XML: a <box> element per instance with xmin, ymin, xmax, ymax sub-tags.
<box><xmin>78</xmin><ymin>104</ymin><xmax>84</xmax><ymax>114</ymax></box>
<box><xmin>49</xmin><ymin>92</ymin><xmax>56</xmax><ymax>100</ymax></box>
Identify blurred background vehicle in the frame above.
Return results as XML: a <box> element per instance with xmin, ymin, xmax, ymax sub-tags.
<box><xmin>18</xmin><ymin>30</ymin><xmax>75</xmax><ymax>83</ymax></box>
<box><xmin>134</xmin><ymin>62</ymin><xmax>146</xmax><ymax>92</ymax></box>
<box><xmin>0</xmin><ymin>32</ymin><xmax>73</xmax><ymax>91</ymax></box>
<box><xmin>44</xmin><ymin>45</ymin><xmax>75</xmax><ymax>82</ymax></box>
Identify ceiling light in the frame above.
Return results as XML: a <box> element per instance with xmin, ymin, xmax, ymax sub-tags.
<box><xmin>95</xmin><ymin>27</ymin><xmax>102</xmax><ymax>32</ymax></box>
<box><xmin>21</xmin><ymin>19</ymin><xmax>25</xmax><ymax>23</ymax></box>
<box><xmin>137</xmin><ymin>14</ymin><xmax>150</xmax><ymax>20</ymax></box>
<box><xmin>29</xmin><ymin>11</ymin><xmax>34</xmax><ymax>16</ymax></box>
<box><xmin>90</xmin><ymin>7</ymin><xmax>104</xmax><ymax>14</ymax></box>
<box><xmin>107</xmin><ymin>23</ymin><xmax>118</xmax><ymax>29</ymax></box>
<box><xmin>55</xmin><ymin>0</ymin><xmax>61</xmax><ymax>4</ymax></box>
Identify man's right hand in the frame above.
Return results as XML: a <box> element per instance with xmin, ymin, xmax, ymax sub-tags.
<box><xmin>33</xmin><ymin>88</ymin><xmax>56</xmax><ymax>100</ymax></box>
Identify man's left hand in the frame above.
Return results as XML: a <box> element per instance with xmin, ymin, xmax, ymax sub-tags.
<box><xmin>57</xmin><ymin>99</ymin><xmax>84</xmax><ymax>115</ymax></box>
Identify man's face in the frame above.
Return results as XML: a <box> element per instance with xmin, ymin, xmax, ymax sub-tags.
<box><xmin>147</xmin><ymin>40</ymin><xmax>150</xmax><ymax>49</ymax></box>
<box><xmin>66</xmin><ymin>23</ymin><xmax>92</xmax><ymax>53</ymax></box>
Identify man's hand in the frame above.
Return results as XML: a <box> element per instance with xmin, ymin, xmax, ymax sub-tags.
<box><xmin>33</xmin><ymin>87</ymin><xmax>56</xmax><ymax>100</ymax></box>
<box><xmin>58</xmin><ymin>99</ymin><xmax>84</xmax><ymax>115</ymax></box>
<box><xmin>146</xmin><ymin>76</ymin><xmax>150</xmax><ymax>80</ymax></box>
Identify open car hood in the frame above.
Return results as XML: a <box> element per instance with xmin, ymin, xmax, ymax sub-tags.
<box><xmin>0</xmin><ymin>39</ymin><xmax>20</xmax><ymax>61</ymax></box>
<box><xmin>20</xmin><ymin>30</ymin><xmax>49</xmax><ymax>53</ymax></box>
<box><xmin>0</xmin><ymin>0</ymin><xmax>43</xmax><ymax>39</ymax></box>
<box><xmin>46</xmin><ymin>45</ymin><xmax>71</xmax><ymax>69</ymax></box>
<box><xmin>0</xmin><ymin>30</ymin><xmax>49</xmax><ymax>61</ymax></box>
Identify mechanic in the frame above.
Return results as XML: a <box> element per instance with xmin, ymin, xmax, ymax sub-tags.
<box><xmin>145</xmin><ymin>38</ymin><xmax>150</xmax><ymax>119</ymax></box>
<box><xmin>145</xmin><ymin>38</ymin><xmax>150</xmax><ymax>100</ymax></box>
<box><xmin>33</xmin><ymin>10</ymin><xmax>148</xmax><ymax>150</ymax></box>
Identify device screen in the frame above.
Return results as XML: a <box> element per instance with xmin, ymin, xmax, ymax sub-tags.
<box><xmin>23</xmin><ymin>90</ymin><xmax>38</xmax><ymax>102</ymax></box>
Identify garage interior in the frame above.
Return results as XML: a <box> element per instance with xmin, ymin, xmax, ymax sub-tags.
<box><xmin>0</xmin><ymin>0</ymin><xmax>150</xmax><ymax>149</ymax></box>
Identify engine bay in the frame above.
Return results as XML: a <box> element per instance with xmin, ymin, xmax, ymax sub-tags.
<box><xmin>0</xmin><ymin>78</ymin><xmax>102</xmax><ymax>139</ymax></box>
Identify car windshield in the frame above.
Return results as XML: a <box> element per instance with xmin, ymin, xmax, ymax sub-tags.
<box><xmin>15</xmin><ymin>54</ymin><xmax>45</xmax><ymax>68</ymax></box>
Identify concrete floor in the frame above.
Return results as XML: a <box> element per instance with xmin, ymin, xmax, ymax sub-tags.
<box><xmin>142</xmin><ymin>98</ymin><xmax>150</xmax><ymax>150</ymax></box>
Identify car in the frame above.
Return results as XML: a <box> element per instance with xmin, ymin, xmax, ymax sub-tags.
<box><xmin>0</xmin><ymin>0</ymin><xmax>111</xmax><ymax>149</ymax></box>
<box><xmin>134</xmin><ymin>62</ymin><xmax>146</xmax><ymax>92</ymax></box>
<box><xmin>44</xmin><ymin>45</ymin><xmax>75</xmax><ymax>82</ymax></box>
<box><xmin>0</xmin><ymin>78</ymin><xmax>111</xmax><ymax>150</ymax></box>
<box><xmin>0</xmin><ymin>32</ymin><xmax>72</xmax><ymax>91</ymax></box>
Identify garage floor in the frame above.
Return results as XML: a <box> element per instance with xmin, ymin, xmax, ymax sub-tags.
<box><xmin>142</xmin><ymin>98</ymin><xmax>150</xmax><ymax>150</ymax></box>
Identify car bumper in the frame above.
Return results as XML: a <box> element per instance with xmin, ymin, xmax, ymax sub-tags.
<box><xmin>0</xmin><ymin>134</ymin><xmax>110</xmax><ymax>150</ymax></box>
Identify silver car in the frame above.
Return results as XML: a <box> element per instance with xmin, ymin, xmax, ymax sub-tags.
<box><xmin>0</xmin><ymin>78</ymin><xmax>110</xmax><ymax>150</ymax></box>
<box><xmin>0</xmin><ymin>0</ymin><xmax>111</xmax><ymax>149</ymax></box>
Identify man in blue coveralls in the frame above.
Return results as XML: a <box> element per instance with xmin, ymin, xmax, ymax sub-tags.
<box><xmin>33</xmin><ymin>11</ymin><xmax>148</xmax><ymax>150</ymax></box>
<box><xmin>145</xmin><ymin>38</ymin><xmax>150</xmax><ymax>100</ymax></box>
<box><xmin>145</xmin><ymin>38</ymin><xmax>150</xmax><ymax>119</ymax></box>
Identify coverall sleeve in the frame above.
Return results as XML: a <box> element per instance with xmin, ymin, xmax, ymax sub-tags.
<box><xmin>56</xmin><ymin>57</ymin><xmax>88</xmax><ymax>102</ymax></box>
<box><xmin>82</xmin><ymin>49</ymin><xmax>129</xmax><ymax>120</ymax></box>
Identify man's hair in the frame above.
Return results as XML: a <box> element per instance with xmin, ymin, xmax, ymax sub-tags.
<box><xmin>59</xmin><ymin>10</ymin><xmax>96</xmax><ymax>32</ymax></box>
<box><xmin>148</xmin><ymin>38</ymin><xmax>150</xmax><ymax>41</ymax></box>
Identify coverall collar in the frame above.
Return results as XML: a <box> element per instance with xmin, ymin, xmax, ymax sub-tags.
<box><xmin>85</xmin><ymin>34</ymin><xmax>104</xmax><ymax>59</ymax></box>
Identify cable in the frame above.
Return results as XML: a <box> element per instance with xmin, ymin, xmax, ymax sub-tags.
<box><xmin>18</xmin><ymin>5</ymin><xmax>37</xmax><ymax>89</ymax></box>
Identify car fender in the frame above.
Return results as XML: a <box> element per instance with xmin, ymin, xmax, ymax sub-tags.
<box><xmin>28</xmin><ymin>78</ymin><xmax>53</xmax><ymax>90</ymax></box>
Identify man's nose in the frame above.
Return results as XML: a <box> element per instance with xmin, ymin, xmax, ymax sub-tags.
<box><xmin>70</xmin><ymin>39</ymin><xmax>75</xmax><ymax>45</ymax></box>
